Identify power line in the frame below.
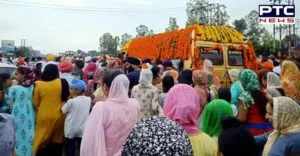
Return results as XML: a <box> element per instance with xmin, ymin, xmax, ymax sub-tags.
<box><xmin>0</xmin><ymin>0</ymin><xmax>184</xmax><ymax>10</ymax></box>
<box><xmin>0</xmin><ymin>0</ymin><xmax>185</xmax><ymax>13</ymax></box>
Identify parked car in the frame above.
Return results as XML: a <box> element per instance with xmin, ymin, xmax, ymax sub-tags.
<box><xmin>0</xmin><ymin>63</ymin><xmax>17</xmax><ymax>75</ymax></box>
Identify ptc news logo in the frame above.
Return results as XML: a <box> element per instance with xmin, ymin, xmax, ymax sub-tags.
<box><xmin>259</xmin><ymin>5</ymin><xmax>295</xmax><ymax>24</ymax></box>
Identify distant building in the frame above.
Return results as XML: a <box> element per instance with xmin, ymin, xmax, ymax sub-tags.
<box><xmin>1</xmin><ymin>40</ymin><xmax>15</xmax><ymax>53</ymax></box>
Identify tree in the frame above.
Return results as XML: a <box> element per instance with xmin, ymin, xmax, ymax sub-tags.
<box><xmin>245</xmin><ymin>10</ymin><xmax>265</xmax><ymax>42</ymax></box>
<box><xmin>269</xmin><ymin>0</ymin><xmax>283</xmax><ymax>4</ymax></box>
<box><xmin>88</xmin><ymin>50</ymin><xmax>100</xmax><ymax>56</ymax></box>
<box><xmin>186</xmin><ymin>16</ymin><xmax>199</xmax><ymax>27</ymax></box>
<box><xmin>242</xmin><ymin>10</ymin><xmax>282</xmax><ymax>54</ymax></box>
<box><xmin>186</xmin><ymin>0</ymin><xmax>209</xmax><ymax>26</ymax></box>
<box><xmin>257</xmin><ymin>30</ymin><xmax>280</xmax><ymax>54</ymax></box>
<box><xmin>99</xmin><ymin>33</ymin><xmax>120</xmax><ymax>56</ymax></box>
<box><xmin>186</xmin><ymin>0</ymin><xmax>230</xmax><ymax>26</ymax></box>
<box><xmin>166</xmin><ymin>17</ymin><xmax>179</xmax><ymax>32</ymax></box>
<box><xmin>233</xmin><ymin>18</ymin><xmax>247</xmax><ymax>34</ymax></box>
<box><xmin>120</xmin><ymin>33</ymin><xmax>133</xmax><ymax>47</ymax></box>
<box><xmin>15</xmin><ymin>47</ymin><xmax>32</xmax><ymax>57</ymax></box>
<box><xmin>136</xmin><ymin>25</ymin><xmax>154</xmax><ymax>37</ymax></box>
<box><xmin>213</xmin><ymin>9</ymin><xmax>230</xmax><ymax>25</ymax></box>
<box><xmin>242</xmin><ymin>10</ymin><xmax>272</xmax><ymax>54</ymax></box>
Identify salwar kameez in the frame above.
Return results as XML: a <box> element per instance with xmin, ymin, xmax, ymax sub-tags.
<box><xmin>9</xmin><ymin>85</ymin><xmax>35</xmax><ymax>156</ymax></box>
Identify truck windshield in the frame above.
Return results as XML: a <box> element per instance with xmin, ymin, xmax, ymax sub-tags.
<box><xmin>200</xmin><ymin>47</ymin><xmax>223</xmax><ymax>65</ymax></box>
<box><xmin>228</xmin><ymin>50</ymin><xmax>244</xmax><ymax>66</ymax></box>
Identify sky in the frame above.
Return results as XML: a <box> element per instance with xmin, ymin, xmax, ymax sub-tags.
<box><xmin>0</xmin><ymin>0</ymin><xmax>299</xmax><ymax>54</ymax></box>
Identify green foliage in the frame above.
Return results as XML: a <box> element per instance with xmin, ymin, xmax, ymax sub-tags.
<box><xmin>15</xmin><ymin>47</ymin><xmax>32</xmax><ymax>57</ymax></box>
<box><xmin>87</xmin><ymin>50</ymin><xmax>100</xmax><ymax>57</ymax></box>
<box><xmin>233</xmin><ymin>18</ymin><xmax>247</xmax><ymax>34</ymax></box>
<box><xmin>166</xmin><ymin>17</ymin><xmax>179</xmax><ymax>32</ymax></box>
<box><xmin>186</xmin><ymin>0</ymin><xmax>209</xmax><ymax>26</ymax></box>
<box><xmin>186</xmin><ymin>16</ymin><xmax>199</xmax><ymax>27</ymax></box>
<box><xmin>120</xmin><ymin>33</ymin><xmax>133</xmax><ymax>47</ymax></box>
<box><xmin>136</xmin><ymin>25</ymin><xmax>154</xmax><ymax>38</ymax></box>
<box><xmin>243</xmin><ymin>10</ymin><xmax>276</xmax><ymax>54</ymax></box>
<box><xmin>99</xmin><ymin>33</ymin><xmax>120</xmax><ymax>56</ymax></box>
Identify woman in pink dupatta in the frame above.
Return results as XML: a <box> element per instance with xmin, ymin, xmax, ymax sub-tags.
<box><xmin>163</xmin><ymin>84</ymin><xmax>217</xmax><ymax>156</ymax></box>
<box><xmin>80</xmin><ymin>74</ymin><xmax>141</xmax><ymax>156</ymax></box>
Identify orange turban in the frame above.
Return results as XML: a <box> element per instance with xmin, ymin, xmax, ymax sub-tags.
<box><xmin>262</xmin><ymin>62</ymin><xmax>274</xmax><ymax>71</ymax></box>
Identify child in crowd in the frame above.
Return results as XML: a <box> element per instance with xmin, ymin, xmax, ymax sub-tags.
<box><xmin>62</xmin><ymin>78</ymin><xmax>91</xmax><ymax>156</ymax></box>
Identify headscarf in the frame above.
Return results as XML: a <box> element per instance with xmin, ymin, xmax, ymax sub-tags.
<box><xmin>164</xmin><ymin>84</ymin><xmax>200</xmax><ymax>134</ymax></box>
<box><xmin>192</xmin><ymin>70</ymin><xmax>210</xmax><ymax>112</ymax></box>
<box><xmin>193</xmin><ymin>70</ymin><xmax>208</xmax><ymax>87</ymax></box>
<box><xmin>93</xmin><ymin>68</ymin><xmax>105</xmax><ymax>83</ymax></box>
<box><xmin>203</xmin><ymin>59</ymin><xmax>214</xmax><ymax>74</ymax></box>
<box><xmin>121</xmin><ymin>116</ymin><xmax>193</xmax><ymax>156</ymax></box>
<box><xmin>239</xmin><ymin>69</ymin><xmax>260</xmax><ymax>109</ymax></box>
<box><xmin>58</xmin><ymin>61</ymin><xmax>72</xmax><ymax>73</ymax></box>
<box><xmin>139</xmin><ymin>69</ymin><xmax>153</xmax><ymax>87</ymax></box>
<box><xmin>157</xmin><ymin>64</ymin><xmax>164</xmax><ymax>76</ymax></box>
<box><xmin>267</xmin><ymin>72</ymin><xmax>280</xmax><ymax>89</ymax></box>
<box><xmin>203</xmin><ymin>59</ymin><xmax>220</xmax><ymax>88</ymax></box>
<box><xmin>263</xmin><ymin>97</ymin><xmax>300</xmax><ymax>156</ymax></box>
<box><xmin>83</xmin><ymin>62</ymin><xmax>97</xmax><ymax>81</ymax></box>
<box><xmin>281</xmin><ymin>61</ymin><xmax>300</xmax><ymax>101</ymax></box>
<box><xmin>107</xmin><ymin>74</ymin><xmax>130</xmax><ymax>103</ymax></box>
<box><xmin>201</xmin><ymin>99</ymin><xmax>234</xmax><ymax>137</ymax></box>
<box><xmin>17</xmin><ymin>66</ymin><xmax>36</xmax><ymax>87</ymax></box>
<box><xmin>81</xmin><ymin>74</ymin><xmax>139</xmax><ymax>156</ymax></box>
<box><xmin>228</xmin><ymin>69</ymin><xmax>241</xmax><ymax>82</ymax></box>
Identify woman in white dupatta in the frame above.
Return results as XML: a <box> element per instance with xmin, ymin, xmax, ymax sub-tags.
<box><xmin>263</xmin><ymin>97</ymin><xmax>300</xmax><ymax>156</ymax></box>
<box><xmin>81</xmin><ymin>73</ymin><xmax>140</xmax><ymax>156</ymax></box>
<box><xmin>265</xmin><ymin>72</ymin><xmax>285</xmax><ymax>98</ymax></box>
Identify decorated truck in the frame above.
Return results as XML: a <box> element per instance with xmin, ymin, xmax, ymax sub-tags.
<box><xmin>120</xmin><ymin>24</ymin><xmax>258</xmax><ymax>87</ymax></box>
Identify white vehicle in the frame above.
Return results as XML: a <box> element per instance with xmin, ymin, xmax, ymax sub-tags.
<box><xmin>0</xmin><ymin>63</ymin><xmax>17</xmax><ymax>75</ymax></box>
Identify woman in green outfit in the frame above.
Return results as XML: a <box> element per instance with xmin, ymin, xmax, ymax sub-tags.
<box><xmin>201</xmin><ymin>99</ymin><xmax>234</xmax><ymax>142</ymax></box>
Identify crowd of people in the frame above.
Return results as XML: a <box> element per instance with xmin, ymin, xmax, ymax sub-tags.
<box><xmin>0</xmin><ymin>53</ymin><xmax>300</xmax><ymax>156</ymax></box>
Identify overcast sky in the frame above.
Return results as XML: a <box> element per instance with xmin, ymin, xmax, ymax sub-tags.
<box><xmin>0</xmin><ymin>0</ymin><xmax>299</xmax><ymax>54</ymax></box>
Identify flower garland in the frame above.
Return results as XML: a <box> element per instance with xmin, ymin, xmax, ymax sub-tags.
<box><xmin>228</xmin><ymin>43</ymin><xmax>258</xmax><ymax>71</ymax></box>
<box><xmin>126</xmin><ymin>24</ymin><xmax>256</xmax><ymax>71</ymax></box>
<box><xmin>127</xmin><ymin>25</ymin><xmax>200</xmax><ymax>62</ymax></box>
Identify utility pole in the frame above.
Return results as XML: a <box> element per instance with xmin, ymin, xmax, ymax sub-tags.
<box><xmin>272</xmin><ymin>0</ymin><xmax>276</xmax><ymax>54</ymax></box>
<box><xmin>287</xmin><ymin>0</ymin><xmax>292</xmax><ymax>57</ymax></box>
<box><xmin>21</xmin><ymin>39</ymin><xmax>26</xmax><ymax>57</ymax></box>
<box><xmin>292</xmin><ymin>0</ymin><xmax>296</xmax><ymax>58</ymax></box>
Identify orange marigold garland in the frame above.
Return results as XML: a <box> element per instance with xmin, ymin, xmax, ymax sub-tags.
<box><xmin>228</xmin><ymin>44</ymin><xmax>258</xmax><ymax>71</ymax></box>
<box><xmin>127</xmin><ymin>25</ymin><xmax>200</xmax><ymax>62</ymax></box>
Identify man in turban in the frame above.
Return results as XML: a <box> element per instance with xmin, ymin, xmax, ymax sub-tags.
<box><xmin>59</xmin><ymin>61</ymin><xmax>74</xmax><ymax>85</ymax></box>
<box><xmin>127</xmin><ymin>57</ymin><xmax>142</xmax><ymax>90</ymax></box>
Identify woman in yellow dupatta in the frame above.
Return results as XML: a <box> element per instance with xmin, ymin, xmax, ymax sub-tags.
<box><xmin>281</xmin><ymin>61</ymin><xmax>300</xmax><ymax>102</ymax></box>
